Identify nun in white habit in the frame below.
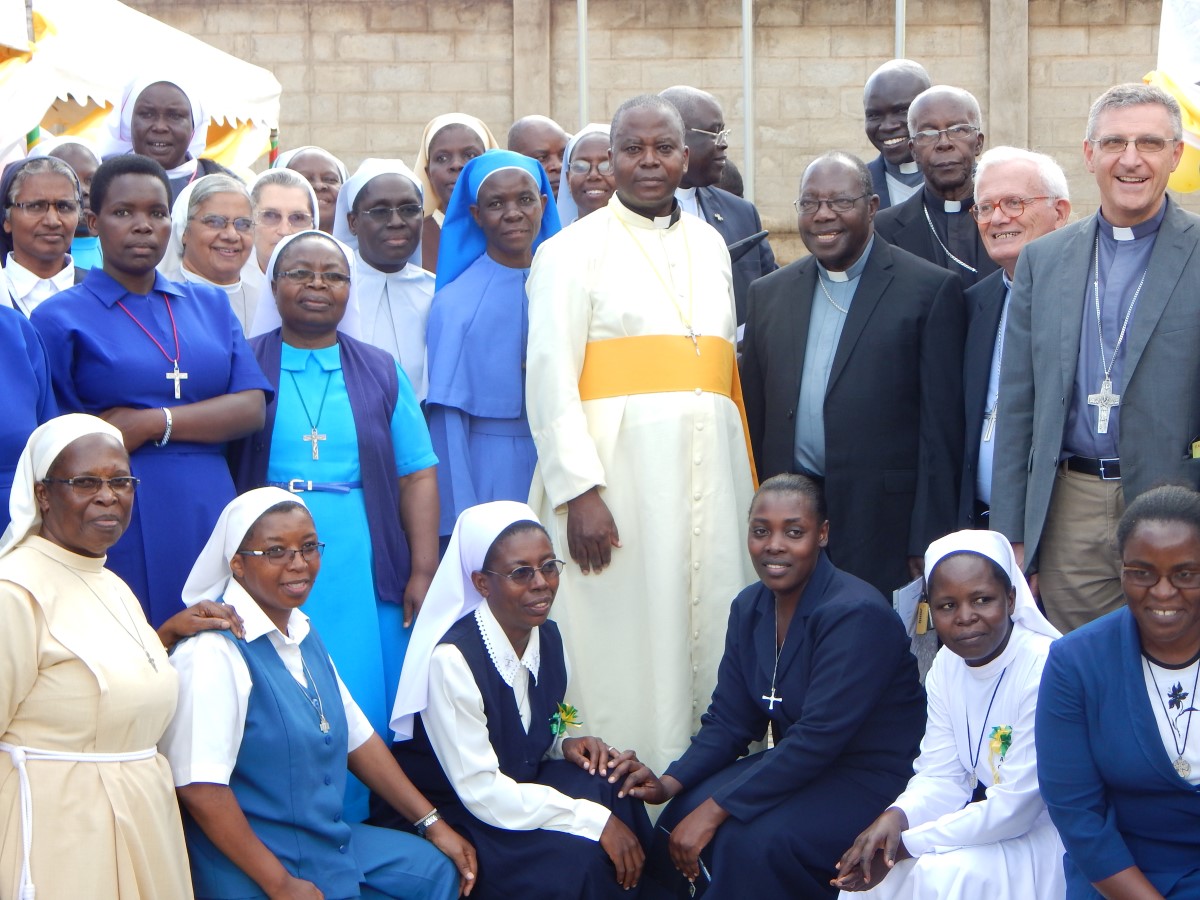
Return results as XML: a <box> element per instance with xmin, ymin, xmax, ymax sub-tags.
<box><xmin>835</xmin><ymin>529</ymin><xmax>1066</xmax><ymax>900</ymax></box>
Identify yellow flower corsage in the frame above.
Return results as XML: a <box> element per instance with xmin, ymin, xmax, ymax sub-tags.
<box><xmin>550</xmin><ymin>702</ymin><xmax>582</xmax><ymax>738</ymax></box>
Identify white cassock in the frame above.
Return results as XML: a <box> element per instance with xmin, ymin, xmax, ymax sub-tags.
<box><xmin>355</xmin><ymin>254</ymin><xmax>434</xmax><ymax>401</ymax></box>
<box><xmin>845</xmin><ymin>623</ymin><xmax>1066</xmax><ymax>900</ymax></box>
<box><xmin>526</xmin><ymin>194</ymin><xmax>756</xmax><ymax>774</ymax></box>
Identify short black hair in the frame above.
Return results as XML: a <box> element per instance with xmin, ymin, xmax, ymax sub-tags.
<box><xmin>482</xmin><ymin>520</ymin><xmax>550</xmax><ymax>572</ymax></box>
<box><xmin>90</xmin><ymin>154</ymin><xmax>172</xmax><ymax>213</ymax></box>
<box><xmin>804</xmin><ymin>151</ymin><xmax>873</xmax><ymax>197</ymax></box>
<box><xmin>1117</xmin><ymin>483</ymin><xmax>1200</xmax><ymax>555</ymax></box>
<box><xmin>926</xmin><ymin>551</ymin><xmax>1013</xmax><ymax>597</ymax></box>
<box><xmin>611</xmin><ymin>94</ymin><xmax>686</xmax><ymax>142</ymax></box>
<box><xmin>749</xmin><ymin>473</ymin><xmax>827</xmax><ymax>522</ymax></box>
<box><xmin>239</xmin><ymin>500</ymin><xmax>311</xmax><ymax>549</ymax></box>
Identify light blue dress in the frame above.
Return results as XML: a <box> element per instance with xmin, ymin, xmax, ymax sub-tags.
<box><xmin>267</xmin><ymin>342</ymin><xmax>436</xmax><ymax>821</ymax></box>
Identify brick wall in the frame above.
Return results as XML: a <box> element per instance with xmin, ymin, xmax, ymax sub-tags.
<box><xmin>125</xmin><ymin>0</ymin><xmax>1188</xmax><ymax>263</ymax></box>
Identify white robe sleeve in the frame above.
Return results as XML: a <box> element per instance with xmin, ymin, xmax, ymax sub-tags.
<box><xmin>526</xmin><ymin>230</ymin><xmax>607</xmax><ymax>509</ymax></box>
<box><xmin>422</xmin><ymin>644</ymin><xmax>610</xmax><ymax>840</ymax></box>
<box><xmin>159</xmin><ymin>633</ymin><xmax>252</xmax><ymax>787</ymax></box>
<box><xmin>898</xmin><ymin>657</ymin><xmax>1049</xmax><ymax>855</ymax></box>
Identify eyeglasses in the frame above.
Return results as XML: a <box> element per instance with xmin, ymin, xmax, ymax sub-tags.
<box><xmin>359</xmin><ymin>204</ymin><xmax>423</xmax><ymax>223</ymax></box>
<box><xmin>277</xmin><ymin>268</ymin><xmax>351</xmax><ymax>286</ymax></box>
<box><xmin>42</xmin><ymin>476</ymin><xmax>140</xmax><ymax>496</ymax></box>
<box><xmin>568</xmin><ymin>159</ymin><xmax>615</xmax><ymax>176</ymax></box>
<box><xmin>689</xmin><ymin>127</ymin><xmax>732</xmax><ymax>144</ymax></box>
<box><xmin>237</xmin><ymin>541</ymin><xmax>326</xmax><ymax>565</ymax></box>
<box><xmin>1090</xmin><ymin>136</ymin><xmax>1177</xmax><ymax>154</ymax></box>
<box><xmin>483</xmin><ymin>559</ymin><xmax>566</xmax><ymax>584</ymax></box>
<box><xmin>255</xmin><ymin>210</ymin><xmax>314</xmax><ymax>229</ymax></box>
<box><xmin>192</xmin><ymin>213</ymin><xmax>254</xmax><ymax>233</ymax></box>
<box><xmin>793</xmin><ymin>194</ymin><xmax>869</xmax><ymax>215</ymax></box>
<box><xmin>969</xmin><ymin>196</ymin><xmax>1054</xmax><ymax>221</ymax></box>
<box><xmin>9</xmin><ymin>199</ymin><xmax>80</xmax><ymax>217</ymax></box>
<box><xmin>910</xmin><ymin>124</ymin><xmax>980</xmax><ymax>146</ymax></box>
<box><xmin>1122</xmin><ymin>567</ymin><xmax>1200</xmax><ymax>590</ymax></box>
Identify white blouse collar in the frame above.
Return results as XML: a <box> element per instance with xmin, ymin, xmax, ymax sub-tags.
<box><xmin>474</xmin><ymin>602</ymin><xmax>540</xmax><ymax>687</ymax></box>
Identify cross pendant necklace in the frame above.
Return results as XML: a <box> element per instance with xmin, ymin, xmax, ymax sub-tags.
<box><xmin>983</xmin><ymin>407</ymin><xmax>998</xmax><ymax>442</ymax></box>
<box><xmin>287</xmin><ymin>370</ymin><xmax>333</xmax><ymax>461</ymax></box>
<box><xmin>762</xmin><ymin>598</ymin><xmax>785</xmax><ymax>711</ymax></box>
<box><xmin>299</xmin><ymin>657</ymin><xmax>332</xmax><ymax>733</ymax></box>
<box><xmin>1089</xmin><ymin>234</ymin><xmax>1147</xmax><ymax>435</ymax></box>
<box><xmin>983</xmin><ymin>301</ymin><xmax>1009</xmax><ymax>443</ymax></box>
<box><xmin>116</xmin><ymin>294</ymin><xmax>188</xmax><ymax>400</ymax></box>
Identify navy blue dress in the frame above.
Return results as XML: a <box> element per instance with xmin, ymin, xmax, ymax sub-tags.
<box><xmin>647</xmin><ymin>555</ymin><xmax>926</xmax><ymax>899</ymax></box>
<box><xmin>0</xmin><ymin>305</ymin><xmax>55</xmax><ymax>530</ymax></box>
<box><xmin>390</xmin><ymin>615</ymin><xmax>653</xmax><ymax>899</ymax></box>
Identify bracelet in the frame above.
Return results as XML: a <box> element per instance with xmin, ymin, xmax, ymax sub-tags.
<box><xmin>156</xmin><ymin>407</ymin><xmax>173</xmax><ymax>448</ymax></box>
<box><xmin>414</xmin><ymin>808</ymin><xmax>441</xmax><ymax>838</ymax></box>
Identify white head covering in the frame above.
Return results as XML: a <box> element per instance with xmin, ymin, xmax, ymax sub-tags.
<box><xmin>0</xmin><ymin>414</ymin><xmax>125</xmax><ymax>559</ymax></box>
<box><xmin>923</xmin><ymin>529</ymin><xmax>1061</xmax><ymax>641</ymax></box>
<box><xmin>390</xmin><ymin>500</ymin><xmax>542</xmax><ymax>740</ymax></box>
<box><xmin>331</xmin><ymin>158</ymin><xmax>424</xmax><ymax>253</ymax></box>
<box><xmin>27</xmin><ymin>136</ymin><xmax>103</xmax><ymax>164</ymax></box>
<box><xmin>248</xmin><ymin>229</ymin><xmax>364</xmax><ymax>340</ymax></box>
<box><xmin>556</xmin><ymin>123</ymin><xmax>610</xmax><ymax>225</ymax></box>
<box><xmin>161</xmin><ymin>174</ymin><xmax>252</xmax><ymax>282</ymax></box>
<box><xmin>413</xmin><ymin>114</ymin><xmax>500</xmax><ymax>217</ymax></box>
<box><xmin>273</xmin><ymin>146</ymin><xmax>350</xmax><ymax>181</ymax></box>
<box><xmin>103</xmin><ymin>76</ymin><xmax>209</xmax><ymax>177</ymax></box>
<box><xmin>181</xmin><ymin>487</ymin><xmax>307</xmax><ymax>605</ymax></box>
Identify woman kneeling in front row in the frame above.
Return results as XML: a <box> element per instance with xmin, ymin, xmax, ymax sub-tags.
<box><xmin>387</xmin><ymin>500</ymin><xmax>653</xmax><ymax>897</ymax></box>
<box><xmin>160</xmin><ymin>488</ymin><xmax>476</xmax><ymax>899</ymax></box>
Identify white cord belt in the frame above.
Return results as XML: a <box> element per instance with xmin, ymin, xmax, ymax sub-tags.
<box><xmin>1</xmin><ymin>741</ymin><xmax>157</xmax><ymax>900</ymax></box>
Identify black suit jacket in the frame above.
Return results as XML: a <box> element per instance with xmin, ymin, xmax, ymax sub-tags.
<box><xmin>696</xmin><ymin>185</ymin><xmax>777</xmax><ymax>325</ymax></box>
<box><xmin>874</xmin><ymin>188</ymin><xmax>999</xmax><ymax>288</ymax></box>
<box><xmin>866</xmin><ymin>154</ymin><xmax>914</xmax><ymax>210</ymax></box>
<box><xmin>959</xmin><ymin>269</ymin><xmax>1007</xmax><ymax>527</ymax></box>
<box><xmin>740</xmin><ymin>238</ymin><xmax>967</xmax><ymax>595</ymax></box>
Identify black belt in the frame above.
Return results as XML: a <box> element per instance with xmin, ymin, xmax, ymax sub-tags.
<box><xmin>268</xmin><ymin>479</ymin><xmax>363</xmax><ymax>494</ymax></box>
<box><xmin>1065</xmin><ymin>456</ymin><xmax>1121</xmax><ymax>480</ymax></box>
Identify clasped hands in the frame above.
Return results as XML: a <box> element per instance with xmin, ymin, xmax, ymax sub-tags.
<box><xmin>831</xmin><ymin>807</ymin><xmax>911</xmax><ymax>891</ymax></box>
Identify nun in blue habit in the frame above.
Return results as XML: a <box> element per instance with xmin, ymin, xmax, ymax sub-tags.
<box><xmin>424</xmin><ymin>150</ymin><xmax>561</xmax><ymax>537</ymax></box>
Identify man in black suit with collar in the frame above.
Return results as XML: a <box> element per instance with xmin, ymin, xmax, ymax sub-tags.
<box><xmin>741</xmin><ymin>151</ymin><xmax>965</xmax><ymax>596</ymax></box>
<box><xmin>661</xmin><ymin>85</ymin><xmax>777</xmax><ymax>325</ymax></box>
<box><xmin>959</xmin><ymin>147</ymin><xmax>1071</xmax><ymax>530</ymax></box>
<box><xmin>863</xmin><ymin>59</ymin><xmax>930</xmax><ymax>210</ymax></box>
<box><xmin>874</xmin><ymin>85</ymin><xmax>999</xmax><ymax>288</ymax></box>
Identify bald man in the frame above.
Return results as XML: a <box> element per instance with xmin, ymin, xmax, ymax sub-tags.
<box><xmin>661</xmin><ymin>85</ymin><xmax>777</xmax><ymax>325</ymax></box>
<box><xmin>507</xmin><ymin>115</ymin><xmax>569</xmax><ymax>198</ymax></box>
<box><xmin>862</xmin><ymin>59</ymin><xmax>931</xmax><ymax>209</ymax></box>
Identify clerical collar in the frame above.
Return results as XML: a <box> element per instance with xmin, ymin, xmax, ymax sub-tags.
<box><xmin>883</xmin><ymin>158</ymin><xmax>922</xmax><ymax>182</ymax></box>
<box><xmin>922</xmin><ymin>184</ymin><xmax>971</xmax><ymax>215</ymax></box>
<box><xmin>1097</xmin><ymin>199</ymin><xmax>1167</xmax><ymax>243</ymax></box>
<box><xmin>612</xmin><ymin>193</ymin><xmax>682</xmax><ymax>229</ymax></box>
<box><xmin>817</xmin><ymin>235</ymin><xmax>874</xmax><ymax>282</ymax></box>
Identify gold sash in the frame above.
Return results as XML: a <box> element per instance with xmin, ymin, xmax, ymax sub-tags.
<box><xmin>577</xmin><ymin>335</ymin><xmax>758</xmax><ymax>486</ymax></box>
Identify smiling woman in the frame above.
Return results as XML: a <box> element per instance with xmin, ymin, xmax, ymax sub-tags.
<box><xmin>1036</xmin><ymin>485</ymin><xmax>1200</xmax><ymax>899</ymax></box>
<box><xmin>424</xmin><ymin>149</ymin><xmax>561</xmax><ymax>538</ymax></box>
<box><xmin>0</xmin><ymin>157</ymin><xmax>82</xmax><ymax>316</ymax></box>
<box><xmin>229</xmin><ymin>229</ymin><xmax>440</xmax><ymax>822</ymax></box>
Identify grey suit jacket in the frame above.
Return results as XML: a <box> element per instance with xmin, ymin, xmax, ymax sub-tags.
<box><xmin>991</xmin><ymin>198</ymin><xmax>1200</xmax><ymax>568</ymax></box>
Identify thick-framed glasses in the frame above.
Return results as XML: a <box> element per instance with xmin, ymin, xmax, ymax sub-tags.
<box><xmin>568</xmin><ymin>159</ymin><xmax>615</xmax><ymax>176</ymax></box>
<box><xmin>255</xmin><ymin>210</ymin><xmax>314</xmax><ymax>229</ymax></box>
<box><xmin>689</xmin><ymin>127</ymin><xmax>731</xmax><ymax>144</ymax></box>
<box><xmin>192</xmin><ymin>214</ymin><xmax>254</xmax><ymax>233</ymax></box>
<box><xmin>969</xmin><ymin>196</ymin><xmax>1054</xmax><ymax>221</ymax></box>
<box><xmin>277</xmin><ymin>268</ymin><xmax>351</xmax><ymax>286</ymax></box>
<box><xmin>360</xmin><ymin>204</ymin><xmax>423</xmax><ymax>223</ymax></box>
<box><xmin>9</xmin><ymin>199</ymin><xmax>80</xmax><ymax>217</ymax></box>
<box><xmin>483</xmin><ymin>559</ymin><xmax>566</xmax><ymax>584</ymax></box>
<box><xmin>793</xmin><ymin>194</ymin><xmax>869</xmax><ymax>215</ymax></box>
<box><xmin>1090</xmin><ymin>136</ymin><xmax>1177</xmax><ymax>154</ymax></box>
<box><xmin>910</xmin><ymin>124</ymin><xmax>979</xmax><ymax>146</ymax></box>
<box><xmin>42</xmin><ymin>476</ymin><xmax>140</xmax><ymax>496</ymax></box>
<box><xmin>1121</xmin><ymin>567</ymin><xmax>1200</xmax><ymax>590</ymax></box>
<box><xmin>238</xmin><ymin>542</ymin><xmax>326</xmax><ymax>565</ymax></box>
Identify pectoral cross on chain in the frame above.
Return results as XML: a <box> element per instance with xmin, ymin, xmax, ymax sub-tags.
<box><xmin>1087</xmin><ymin>378</ymin><xmax>1120</xmax><ymax>435</ymax></box>
<box><xmin>686</xmin><ymin>327</ymin><xmax>700</xmax><ymax>356</ymax></box>
<box><xmin>303</xmin><ymin>427</ymin><xmax>327</xmax><ymax>460</ymax></box>
<box><xmin>762</xmin><ymin>688</ymin><xmax>783</xmax><ymax>710</ymax></box>
<box><xmin>165</xmin><ymin>362</ymin><xmax>188</xmax><ymax>400</ymax></box>
<box><xmin>983</xmin><ymin>407</ymin><xmax>997</xmax><ymax>442</ymax></box>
